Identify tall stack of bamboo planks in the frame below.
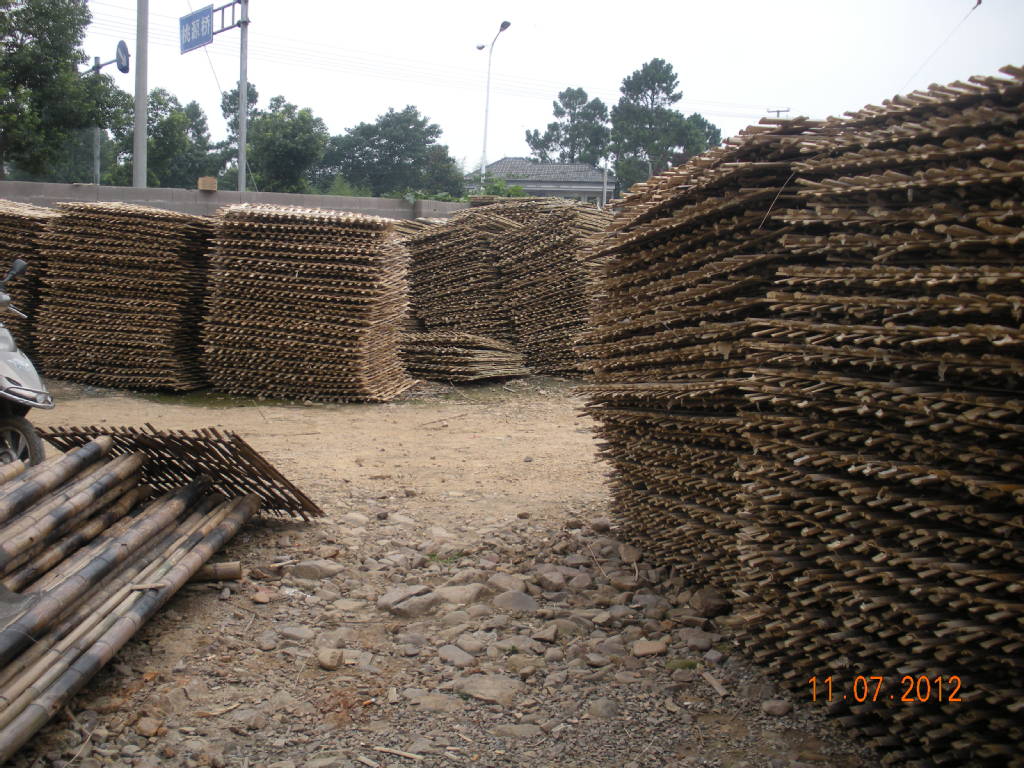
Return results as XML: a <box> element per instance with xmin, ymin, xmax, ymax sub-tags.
<box><xmin>202</xmin><ymin>204</ymin><xmax>412</xmax><ymax>402</ymax></box>
<box><xmin>583</xmin><ymin>66</ymin><xmax>1024</xmax><ymax>765</ymax></box>
<box><xmin>406</xmin><ymin>199</ymin><xmax>613</xmax><ymax>377</ymax></box>
<box><xmin>34</xmin><ymin>203</ymin><xmax>211</xmax><ymax>390</ymax></box>
<box><xmin>0</xmin><ymin>200</ymin><xmax>58</xmax><ymax>355</ymax></box>
<box><xmin>498</xmin><ymin>201</ymin><xmax>612</xmax><ymax>374</ymax></box>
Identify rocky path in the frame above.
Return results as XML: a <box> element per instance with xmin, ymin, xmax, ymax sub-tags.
<box><xmin>14</xmin><ymin>381</ymin><xmax>873</xmax><ymax>768</ymax></box>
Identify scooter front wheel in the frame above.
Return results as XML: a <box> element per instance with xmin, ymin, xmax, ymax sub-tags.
<box><xmin>0</xmin><ymin>415</ymin><xmax>45</xmax><ymax>466</ymax></box>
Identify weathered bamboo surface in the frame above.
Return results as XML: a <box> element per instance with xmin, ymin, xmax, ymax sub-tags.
<box><xmin>498</xmin><ymin>202</ymin><xmax>612</xmax><ymax>374</ymax></box>
<box><xmin>34</xmin><ymin>202</ymin><xmax>212</xmax><ymax>390</ymax></box>
<box><xmin>407</xmin><ymin>200</ymin><xmax>612</xmax><ymax>376</ymax></box>
<box><xmin>38</xmin><ymin>424</ymin><xmax>323</xmax><ymax>520</ymax></box>
<box><xmin>0</xmin><ymin>436</ymin><xmax>263</xmax><ymax>762</ymax></box>
<box><xmin>201</xmin><ymin>204</ymin><xmax>413</xmax><ymax>402</ymax></box>
<box><xmin>582</xmin><ymin>65</ymin><xmax>1024</xmax><ymax>766</ymax></box>
<box><xmin>0</xmin><ymin>199</ymin><xmax>58</xmax><ymax>354</ymax></box>
<box><xmin>402</xmin><ymin>331</ymin><xmax>530</xmax><ymax>382</ymax></box>
<box><xmin>406</xmin><ymin>203</ymin><xmax>544</xmax><ymax>343</ymax></box>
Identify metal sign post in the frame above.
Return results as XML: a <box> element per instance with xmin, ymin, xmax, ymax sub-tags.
<box><xmin>88</xmin><ymin>41</ymin><xmax>130</xmax><ymax>185</ymax></box>
<box><xmin>180</xmin><ymin>1</ymin><xmax>250</xmax><ymax>193</ymax></box>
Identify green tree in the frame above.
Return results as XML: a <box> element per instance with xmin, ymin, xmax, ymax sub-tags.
<box><xmin>219</xmin><ymin>81</ymin><xmax>259</xmax><ymax>140</ymax></box>
<box><xmin>0</xmin><ymin>0</ymin><xmax>118</xmax><ymax>178</ymax></box>
<box><xmin>108</xmin><ymin>88</ymin><xmax>218</xmax><ymax>188</ymax></box>
<box><xmin>525</xmin><ymin>87</ymin><xmax>609</xmax><ymax>165</ymax></box>
<box><xmin>482</xmin><ymin>177</ymin><xmax>526</xmax><ymax>197</ymax></box>
<box><xmin>330</xmin><ymin>106</ymin><xmax>463</xmax><ymax>197</ymax></box>
<box><xmin>246</xmin><ymin>95</ymin><xmax>328</xmax><ymax>193</ymax></box>
<box><xmin>610</xmin><ymin>58</ymin><xmax>720</xmax><ymax>190</ymax></box>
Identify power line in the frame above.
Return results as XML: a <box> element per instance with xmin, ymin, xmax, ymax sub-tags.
<box><xmin>85</xmin><ymin>11</ymin><xmax>776</xmax><ymax>117</ymax></box>
<box><xmin>899</xmin><ymin>0</ymin><xmax>982</xmax><ymax>93</ymax></box>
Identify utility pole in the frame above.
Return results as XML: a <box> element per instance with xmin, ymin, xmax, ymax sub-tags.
<box><xmin>238</xmin><ymin>0</ymin><xmax>249</xmax><ymax>194</ymax></box>
<box><xmin>477</xmin><ymin>21</ymin><xmax>510</xmax><ymax>191</ymax></box>
<box><xmin>93</xmin><ymin>58</ymin><xmax>102</xmax><ymax>186</ymax></box>
<box><xmin>132</xmin><ymin>0</ymin><xmax>148</xmax><ymax>188</ymax></box>
<box><xmin>767</xmin><ymin>107</ymin><xmax>790</xmax><ymax>119</ymax></box>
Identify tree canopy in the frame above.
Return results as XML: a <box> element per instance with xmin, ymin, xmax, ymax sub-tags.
<box><xmin>524</xmin><ymin>59</ymin><xmax>723</xmax><ymax>192</ymax></box>
<box><xmin>0</xmin><ymin>0</ymin><xmax>119</xmax><ymax>177</ymax></box>
<box><xmin>610</xmin><ymin>58</ymin><xmax>721</xmax><ymax>189</ymax></box>
<box><xmin>525</xmin><ymin>87</ymin><xmax>609</xmax><ymax>166</ymax></box>
<box><xmin>328</xmin><ymin>106</ymin><xmax>463</xmax><ymax>198</ymax></box>
<box><xmin>247</xmin><ymin>95</ymin><xmax>328</xmax><ymax>193</ymax></box>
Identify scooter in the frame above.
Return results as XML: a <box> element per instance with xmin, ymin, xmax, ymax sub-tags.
<box><xmin>0</xmin><ymin>258</ymin><xmax>53</xmax><ymax>465</ymax></box>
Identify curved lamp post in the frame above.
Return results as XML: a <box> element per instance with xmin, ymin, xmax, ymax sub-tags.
<box><xmin>478</xmin><ymin>20</ymin><xmax>510</xmax><ymax>190</ymax></box>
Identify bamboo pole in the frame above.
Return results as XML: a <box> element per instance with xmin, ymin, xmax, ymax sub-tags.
<box><xmin>23</xmin><ymin>484</ymin><xmax>175</xmax><ymax>597</ymax></box>
<box><xmin>2</xmin><ymin>484</ymin><xmax>151</xmax><ymax>592</ymax></box>
<box><xmin>0</xmin><ymin>438</ymin><xmax>112</xmax><ymax>525</ymax></box>
<box><xmin>0</xmin><ymin>475</ymin><xmax>142</xmax><ymax>580</ymax></box>
<box><xmin>0</xmin><ymin>495</ymin><xmax>258</xmax><ymax>762</ymax></box>
<box><xmin>0</xmin><ymin>476</ymin><xmax>207</xmax><ymax>667</ymax></box>
<box><xmin>0</xmin><ymin>491</ymin><xmax>224</xmax><ymax>693</ymax></box>
<box><xmin>0</xmin><ymin>453</ymin><xmax>146</xmax><ymax>572</ymax></box>
<box><xmin>0</xmin><ymin>461</ymin><xmax>26</xmax><ymax>487</ymax></box>
<box><xmin>0</xmin><ymin>491</ymin><xmax>232</xmax><ymax>726</ymax></box>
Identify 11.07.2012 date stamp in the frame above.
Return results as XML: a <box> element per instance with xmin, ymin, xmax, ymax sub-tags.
<box><xmin>808</xmin><ymin>675</ymin><xmax>962</xmax><ymax>704</ymax></box>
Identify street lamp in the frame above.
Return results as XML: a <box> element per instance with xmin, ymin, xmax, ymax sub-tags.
<box><xmin>478</xmin><ymin>20</ymin><xmax>510</xmax><ymax>191</ymax></box>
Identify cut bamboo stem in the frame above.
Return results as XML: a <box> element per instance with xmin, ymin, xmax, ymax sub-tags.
<box><xmin>0</xmin><ymin>438</ymin><xmax>112</xmax><ymax>525</ymax></box>
<box><xmin>188</xmin><ymin>561</ymin><xmax>242</xmax><ymax>582</ymax></box>
<box><xmin>0</xmin><ymin>495</ymin><xmax>259</xmax><ymax>762</ymax></box>
<box><xmin>0</xmin><ymin>476</ymin><xmax>206</xmax><ymax>667</ymax></box>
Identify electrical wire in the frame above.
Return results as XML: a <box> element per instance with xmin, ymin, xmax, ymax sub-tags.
<box><xmin>899</xmin><ymin>0</ymin><xmax>982</xmax><ymax>94</ymax></box>
<box><xmin>85</xmin><ymin>5</ymin><xmax>775</xmax><ymax>119</ymax></box>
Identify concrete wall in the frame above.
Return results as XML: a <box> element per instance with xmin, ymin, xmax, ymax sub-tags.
<box><xmin>0</xmin><ymin>180</ymin><xmax>467</xmax><ymax>220</ymax></box>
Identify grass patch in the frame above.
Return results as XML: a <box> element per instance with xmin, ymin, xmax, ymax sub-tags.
<box><xmin>427</xmin><ymin>550</ymin><xmax>466</xmax><ymax>565</ymax></box>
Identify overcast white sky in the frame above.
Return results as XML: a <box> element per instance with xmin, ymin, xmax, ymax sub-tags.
<box><xmin>83</xmin><ymin>0</ymin><xmax>1024</xmax><ymax>171</ymax></box>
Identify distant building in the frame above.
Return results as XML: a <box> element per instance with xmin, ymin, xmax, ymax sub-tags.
<box><xmin>469</xmin><ymin>157</ymin><xmax>617</xmax><ymax>206</ymax></box>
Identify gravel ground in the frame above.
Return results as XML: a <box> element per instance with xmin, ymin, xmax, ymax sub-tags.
<box><xmin>10</xmin><ymin>379</ymin><xmax>876</xmax><ymax>768</ymax></box>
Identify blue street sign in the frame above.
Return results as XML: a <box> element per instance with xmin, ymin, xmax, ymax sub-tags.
<box><xmin>180</xmin><ymin>6</ymin><xmax>214</xmax><ymax>54</ymax></box>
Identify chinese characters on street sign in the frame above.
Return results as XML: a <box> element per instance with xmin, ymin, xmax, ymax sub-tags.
<box><xmin>180</xmin><ymin>6</ymin><xmax>214</xmax><ymax>53</ymax></box>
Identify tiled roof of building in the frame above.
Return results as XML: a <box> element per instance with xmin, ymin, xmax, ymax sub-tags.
<box><xmin>485</xmin><ymin>157</ymin><xmax>615</xmax><ymax>183</ymax></box>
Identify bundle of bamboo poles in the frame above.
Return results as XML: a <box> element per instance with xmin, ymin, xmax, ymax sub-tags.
<box><xmin>0</xmin><ymin>436</ymin><xmax>260</xmax><ymax>762</ymax></box>
<box><xmin>583</xmin><ymin>65</ymin><xmax>1024</xmax><ymax>766</ymax></box>
<box><xmin>34</xmin><ymin>203</ymin><xmax>212</xmax><ymax>390</ymax></box>
<box><xmin>0</xmin><ymin>199</ymin><xmax>59</xmax><ymax>354</ymax></box>
<box><xmin>202</xmin><ymin>204</ymin><xmax>412</xmax><ymax>402</ymax></box>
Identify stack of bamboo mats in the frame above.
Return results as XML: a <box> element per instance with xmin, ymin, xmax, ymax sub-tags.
<box><xmin>497</xmin><ymin>202</ymin><xmax>612</xmax><ymax>375</ymax></box>
<box><xmin>401</xmin><ymin>331</ymin><xmax>529</xmax><ymax>382</ymax></box>
<box><xmin>582</xmin><ymin>65</ymin><xmax>1024</xmax><ymax>766</ymax></box>
<box><xmin>0</xmin><ymin>440</ymin><xmax>255</xmax><ymax>761</ymax></box>
<box><xmin>33</xmin><ymin>203</ymin><xmax>211</xmax><ymax>391</ymax></box>
<box><xmin>405</xmin><ymin>202</ymin><xmax>545</xmax><ymax>344</ymax></box>
<box><xmin>406</xmin><ymin>199</ymin><xmax>613</xmax><ymax>378</ymax></box>
<box><xmin>202</xmin><ymin>204</ymin><xmax>413</xmax><ymax>402</ymax></box>
<box><xmin>0</xmin><ymin>200</ymin><xmax>58</xmax><ymax>355</ymax></box>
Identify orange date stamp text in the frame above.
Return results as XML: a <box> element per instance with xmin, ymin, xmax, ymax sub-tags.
<box><xmin>808</xmin><ymin>675</ymin><xmax>962</xmax><ymax>704</ymax></box>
